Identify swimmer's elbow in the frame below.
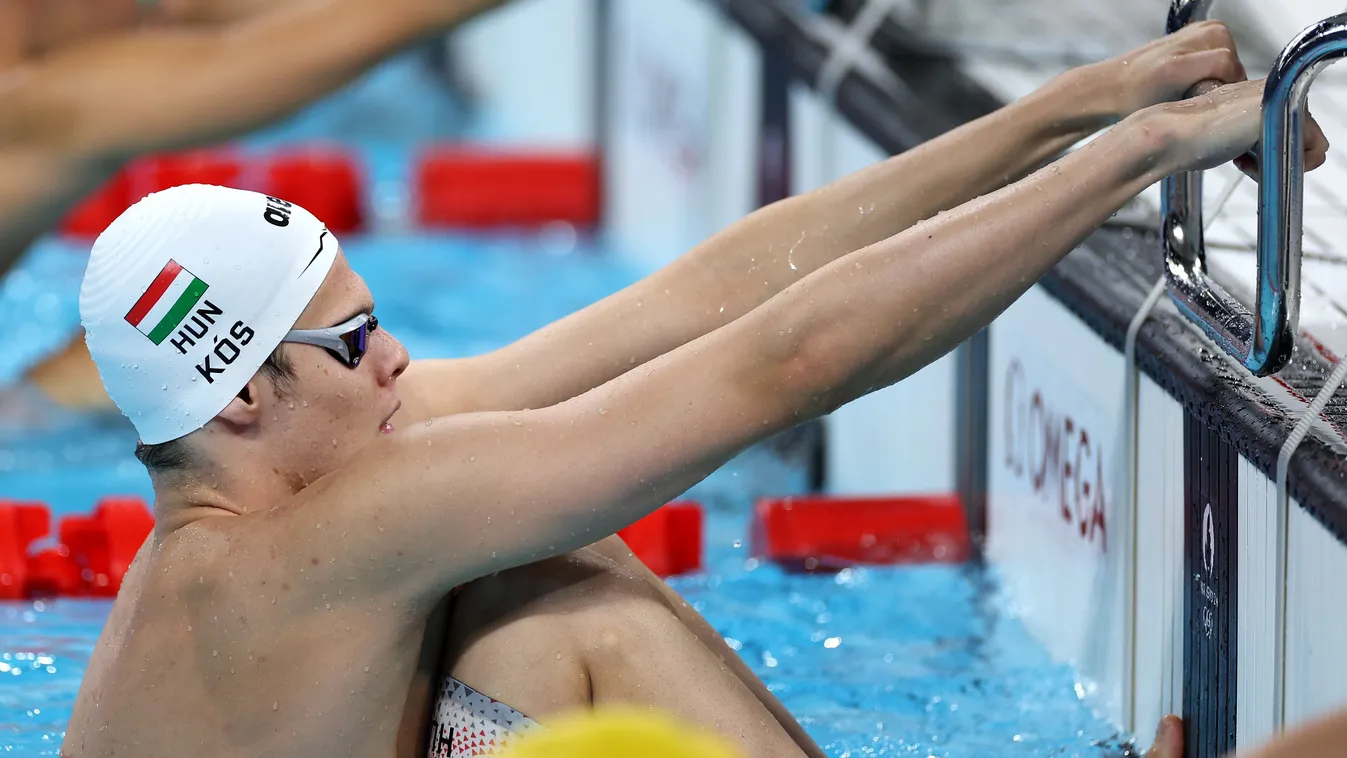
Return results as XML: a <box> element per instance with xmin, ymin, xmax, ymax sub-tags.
<box><xmin>742</xmin><ymin>310</ymin><xmax>846</xmax><ymax>426</ymax></box>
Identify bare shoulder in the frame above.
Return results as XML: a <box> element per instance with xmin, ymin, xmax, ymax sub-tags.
<box><xmin>159</xmin><ymin>512</ymin><xmax>310</xmax><ymax>599</ymax></box>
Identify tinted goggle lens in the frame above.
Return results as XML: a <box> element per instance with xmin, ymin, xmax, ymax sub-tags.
<box><xmin>337</xmin><ymin>315</ymin><xmax>376</xmax><ymax>367</ymax></box>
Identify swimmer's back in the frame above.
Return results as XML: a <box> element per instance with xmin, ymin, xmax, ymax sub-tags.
<box><xmin>63</xmin><ymin>515</ymin><xmax>433</xmax><ymax>758</ymax></box>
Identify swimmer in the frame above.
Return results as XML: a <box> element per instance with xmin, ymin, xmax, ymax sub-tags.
<box><xmin>418</xmin><ymin>23</ymin><xmax>1291</xmax><ymax>757</ymax></box>
<box><xmin>0</xmin><ymin>0</ymin><xmax>516</xmax><ymax>412</ymax></box>
<box><xmin>62</xmin><ymin>17</ymin><xmax>1328</xmax><ymax>754</ymax></box>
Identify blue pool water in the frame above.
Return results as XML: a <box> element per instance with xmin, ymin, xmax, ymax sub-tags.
<box><xmin>0</xmin><ymin>231</ymin><xmax>1136</xmax><ymax>757</ymax></box>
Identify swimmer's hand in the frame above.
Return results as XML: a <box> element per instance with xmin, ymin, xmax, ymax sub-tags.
<box><xmin>1084</xmin><ymin>20</ymin><xmax>1246</xmax><ymax>120</ymax></box>
<box><xmin>1138</xmin><ymin>78</ymin><xmax>1329</xmax><ymax>177</ymax></box>
<box><xmin>1145</xmin><ymin>715</ymin><xmax>1183</xmax><ymax>758</ymax></box>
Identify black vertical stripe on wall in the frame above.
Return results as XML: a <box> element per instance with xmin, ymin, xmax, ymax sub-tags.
<box><xmin>1184</xmin><ymin>412</ymin><xmax>1238</xmax><ymax>758</ymax></box>
<box><xmin>756</xmin><ymin>47</ymin><xmax>792</xmax><ymax>209</ymax></box>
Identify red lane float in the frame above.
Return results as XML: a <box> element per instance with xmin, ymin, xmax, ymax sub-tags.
<box><xmin>262</xmin><ymin>147</ymin><xmax>364</xmax><ymax>234</ymax></box>
<box><xmin>750</xmin><ymin>494</ymin><xmax>970</xmax><ymax>572</ymax></box>
<box><xmin>0</xmin><ymin>496</ymin><xmax>156</xmax><ymax>599</ymax></box>
<box><xmin>415</xmin><ymin>148</ymin><xmax>600</xmax><ymax>229</ymax></box>
<box><xmin>618</xmin><ymin>501</ymin><xmax>703</xmax><ymax>577</ymax></box>
<box><xmin>60</xmin><ymin>170</ymin><xmax>134</xmax><ymax>238</ymax></box>
<box><xmin>26</xmin><ymin>546</ymin><xmax>84</xmax><ymax>598</ymax></box>
<box><xmin>58</xmin><ymin>149</ymin><xmax>246</xmax><ymax>239</ymax></box>
<box><xmin>60</xmin><ymin>497</ymin><xmax>155</xmax><ymax>597</ymax></box>
<box><xmin>0</xmin><ymin>502</ymin><xmax>51</xmax><ymax>600</ymax></box>
<box><xmin>59</xmin><ymin>144</ymin><xmax>605</xmax><ymax>238</ymax></box>
<box><xmin>126</xmin><ymin>149</ymin><xmax>246</xmax><ymax>198</ymax></box>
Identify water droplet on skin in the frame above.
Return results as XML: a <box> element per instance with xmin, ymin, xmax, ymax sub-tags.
<box><xmin>272</xmin><ymin>702</ymin><xmax>279</xmax><ymax>711</ymax></box>
<box><xmin>787</xmin><ymin>231</ymin><xmax>806</xmax><ymax>271</ymax></box>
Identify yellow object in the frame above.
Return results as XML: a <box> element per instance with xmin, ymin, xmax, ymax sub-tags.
<box><xmin>500</xmin><ymin>707</ymin><xmax>744</xmax><ymax>758</ymax></box>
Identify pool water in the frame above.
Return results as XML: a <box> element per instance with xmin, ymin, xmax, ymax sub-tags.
<box><xmin>0</xmin><ymin>230</ymin><xmax>1138</xmax><ymax>757</ymax></box>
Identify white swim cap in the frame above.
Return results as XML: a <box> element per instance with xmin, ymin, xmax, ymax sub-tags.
<box><xmin>80</xmin><ymin>184</ymin><xmax>338</xmax><ymax>445</ymax></box>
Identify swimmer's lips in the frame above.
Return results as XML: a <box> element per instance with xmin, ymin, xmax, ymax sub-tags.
<box><xmin>380</xmin><ymin>401</ymin><xmax>400</xmax><ymax>434</ymax></box>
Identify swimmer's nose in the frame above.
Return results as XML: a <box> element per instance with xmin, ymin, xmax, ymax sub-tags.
<box><xmin>380</xmin><ymin>330</ymin><xmax>409</xmax><ymax>386</ymax></box>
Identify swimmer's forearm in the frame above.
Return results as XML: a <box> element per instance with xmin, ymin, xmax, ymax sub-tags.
<box><xmin>684</xmin><ymin>64</ymin><xmax>1118</xmax><ymax>297</ymax></box>
<box><xmin>767</xmin><ymin>114</ymin><xmax>1166</xmax><ymax>414</ymax></box>
<box><xmin>0</xmin><ymin>0</ymin><xmax>508</xmax><ymax>159</ymax></box>
<box><xmin>441</xmin><ymin>70</ymin><xmax>1120</xmax><ymax>415</ymax></box>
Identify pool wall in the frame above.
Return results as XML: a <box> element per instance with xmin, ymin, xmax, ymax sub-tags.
<box><xmin>586</xmin><ymin>0</ymin><xmax>1347</xmax><ymax>755</ymax></box>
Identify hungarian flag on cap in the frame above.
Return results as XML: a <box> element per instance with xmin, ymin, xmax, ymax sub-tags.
<box><xmin>124</xmin><ymin>259</ymin><xmax>209</xmax><ymax>345</ymax></box>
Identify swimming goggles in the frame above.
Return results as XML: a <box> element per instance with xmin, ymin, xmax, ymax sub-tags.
<box><xmin>283</xmin><ymin>312</ymin><xmax>378</xmax><ymax>368</ymax></box>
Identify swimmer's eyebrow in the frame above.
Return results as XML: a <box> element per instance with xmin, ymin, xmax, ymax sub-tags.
<box><xmin>329</xmin><ymin>301</ymin><xmax>375</xmax><ymax>327</ymax></box>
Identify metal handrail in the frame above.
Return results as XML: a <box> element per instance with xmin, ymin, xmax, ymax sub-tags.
<box><xmin>1160</xmin><ymin>2</ymin><xmax>1347</xmax><ymax>376</ymax></box>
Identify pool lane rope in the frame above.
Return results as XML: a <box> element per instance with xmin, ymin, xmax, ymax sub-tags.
<box><xmin>1120</xmin><ymin>171</ymin><xmax>1243</xmax><ymax>734</ymax></box>
<box><xmin>1273</xmin><ymin>354</ymin><xmax>1347</xmax><ymax>730</ymax></box>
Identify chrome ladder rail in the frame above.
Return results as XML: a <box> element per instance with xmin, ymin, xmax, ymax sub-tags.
<box><xmin>1161</xmin><ymin>2</ymin><xmax>1347</xmax><ymax>376</ymax></box>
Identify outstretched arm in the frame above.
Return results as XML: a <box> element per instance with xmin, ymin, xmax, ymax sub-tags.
<box><xmin>398</xmin><ymin>20</ymin><xmax>1246</xmax><ymax>419</ymax></box>
<box><xmin>0</xmin><ymin>0</ymin><xmax>509</xmax><ymax>278</ymax></box>
<box><xmin>283</xmin><ymin>80</ymin><xmax>1301</xmax><ymax>612</ymax></box>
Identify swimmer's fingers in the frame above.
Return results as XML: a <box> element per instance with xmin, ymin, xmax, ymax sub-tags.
<box><xmin>1234</xmin><ymin>154</ymin><xmax>1259</xmax><ymax>182</ymax></box>
<box><xmin>1304</xmin><ymin>110</ymin><xmax>1330</xmax><ymax>171</ymax></box>
<box><xmin>1229</xmin><ymin>109</ymin><xmax>1329</xmax><ymax>181</ymax></box>
<box><xmin>1166</xmin><ymin>47</ymin><xmax>1247</xmax><ymax>92</ymax></box>
<box><xmin>1107</xmin><ymin>21</ymin><xmax>1245</xmax><ymax>116</ymax></box>
<box><xmin>1145</xmin><ymin>715</ymin><xmax>1183</xmax><ymax>758</ymax></box>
